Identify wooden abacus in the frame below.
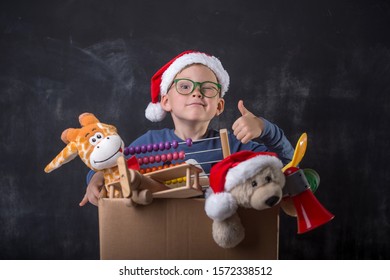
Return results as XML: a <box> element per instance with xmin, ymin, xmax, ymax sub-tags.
<box><xmin>103</xmin><ymin>129</ymin><xmax>231</xmax><ymax>204</ymax></box>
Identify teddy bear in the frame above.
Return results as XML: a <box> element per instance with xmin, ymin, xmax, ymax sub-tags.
<box><xmin>44</xmin><ymin>112</ymin><xmax>153</xmax><ymax>204</ymax></box>
<box><xmin>204</xmin><ymin>150</ymin><xmax>286</xmax><ymax>248</ymax></box>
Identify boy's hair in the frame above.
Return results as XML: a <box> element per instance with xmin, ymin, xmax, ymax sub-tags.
<box><xmin>145</xmin><ymin>50</ymin><xmax>230</xmax><ymax>122</ymax></box>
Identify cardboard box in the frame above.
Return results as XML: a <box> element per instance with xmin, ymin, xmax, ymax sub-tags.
<box><xmin>98</xmin><ymin>198</ymin><xmax>279</xmax><ymax>259</ymax></box>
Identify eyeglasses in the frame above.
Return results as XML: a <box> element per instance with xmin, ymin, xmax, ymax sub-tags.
<box><xmin>173</xmin><ymin>78</ymin><xmax>221</xmax><ymax>98</ymax></box>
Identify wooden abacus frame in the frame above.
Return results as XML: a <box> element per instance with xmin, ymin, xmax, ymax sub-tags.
<box><xmin>148</xmin><ymin>163</ymin><xmax>203</xmax><ymax>198</ymax></box>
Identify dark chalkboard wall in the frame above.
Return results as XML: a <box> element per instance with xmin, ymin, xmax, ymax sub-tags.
<box><xmin>1</xmin><ymin>0</ymin><xmax>389</xmax><ymax>259</ymax></box>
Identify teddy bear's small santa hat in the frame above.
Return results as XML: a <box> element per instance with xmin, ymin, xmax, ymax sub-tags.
<box><xmin>205</xmin><ymin>151</ymin><xmax>283</xmax><ymax>221</ymax></box>
<box><xmin>145</xmin><ymin>50</ymin><xmax>230</xmax><ymax>122</ymax></box>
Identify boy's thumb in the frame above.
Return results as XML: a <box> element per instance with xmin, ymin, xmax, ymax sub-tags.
<box><xmin>238</xmin><ymin>100</ymin><xmax>249</xmax><ymax>116</ymax></box>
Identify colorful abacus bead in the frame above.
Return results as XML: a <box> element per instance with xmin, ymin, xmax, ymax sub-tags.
<box><xmin>172</xmin><ymin>140</ymin><xmax>178</xmax><ymax>149</ymax></box>
<box><xmin>177</xmin><ymin>177</ymin><xmax>185</xmax><ymax>183</ymax></box>
<box><xmin>124</xmin><ymin>147</ymin><xmax>133</xmax><ymax>155</ymax></box>
<box><xmin>159</xmin><ymin>142</ymin><xmax>165</xmax><ymax>151</ymax></box>
<box><xmin>127</xmin><ymin>137</ymin><xmax>192</xmax><ymax>155</ymax></box>
<box><xmin>164</xmin><ymin>176</ymin><xmax>186</xmax><ymax>186</ymax></box>
<box><xmin>130</xmin><ymin>147</ymin><xmax>136</xmax><ymax>155</ymax></box>
<box><xmin>139</xmin><ymin>162</ymin><xmax>185</xmax><ymax>174</ymax></box>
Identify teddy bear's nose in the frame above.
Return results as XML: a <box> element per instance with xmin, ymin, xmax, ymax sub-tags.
<box><xmin>265</xmin><ymin>196</ymin><xmax>280</xmax><ymax>207</ymax></box>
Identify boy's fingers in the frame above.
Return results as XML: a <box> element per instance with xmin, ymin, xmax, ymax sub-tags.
<box><xmin>93</xmin><ymin>186</ymin><xmax>102</xmax><ymax>197</ymax></box>
<box><xmin>232</xmin><ymin>118</ymin><xmax>240</xmax><ymax>131</ymax></box>
<box><xmin>235</xmin><ymin>128</ymin><xmax>247</xmax><ymax>141</ymax></box>
<box><xmin>237</xmin><ymin>100</ymin><xmax>248</xmax><ymax>116</ymax></box>
<box><xmin>90</xmin><ymin>196</ymin><xmax>98</xmax><ymax>206</ymax></box>
<box><xmin>241</xmin><ymin>135</ymin><xmax>251</xmax><ymax>144</ymax></box>
<box><xmin>79</xmin><ymin>194</ymin><xmax>88</xmax><ymax>207</ymax></box>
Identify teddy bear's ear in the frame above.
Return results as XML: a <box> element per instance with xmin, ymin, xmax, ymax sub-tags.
<box><xmin>79</xmin><ymin>113</ymin><xmax>99</xmax><ymax>127</ymax></box>
<box><xmin>61</xmin><ymin>128</ymin><xmax>79</xmax><ymax>144</ymax></box>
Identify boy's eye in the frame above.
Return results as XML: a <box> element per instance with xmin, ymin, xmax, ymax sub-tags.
<box><xmin>176</xmin><ymin>80</ymin><xmax>194</xmax><ymax>93</ymax></box>
<box><xmin>181</xmin><ymin>84</ymin><xmax>190</xmax><ymax>90</ymax></box>
<box><xmin>179</xmin><ymin>82</ymin><xmax>192</xmax><ymax>90</ymax></box>
<box><xmin>201</xmin><ymin>86</ymin><xmax>216</xmax><ymax>93</ymax></box>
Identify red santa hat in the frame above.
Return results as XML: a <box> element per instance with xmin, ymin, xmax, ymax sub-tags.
<box><xmin>205</xmin><ymin>151</ymin><xmax>283</xmax><ymax>221</ymax></box>
<box><xmin>145</xmin><ymin>50</ymin><xmax>230</xmax><ymax>122</ymax></box>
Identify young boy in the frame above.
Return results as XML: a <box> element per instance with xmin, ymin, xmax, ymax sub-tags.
<box><xmin>80</xmin><ymin>50</ymin><xmax>294</xmax><ymax>206</ymax></box>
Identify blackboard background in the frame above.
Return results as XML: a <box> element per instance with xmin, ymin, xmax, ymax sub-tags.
<box><xmin>1</xmin><ymin>0</ymin><xmax>389</xmax><ymax>259</ymax></box>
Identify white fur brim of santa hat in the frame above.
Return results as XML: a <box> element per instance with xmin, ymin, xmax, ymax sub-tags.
<box><xmin>205</xmin><ymin>151</ymin><xmax>283</xmax><ymax>221</ymax></box>
<box><xmin>145</xmin><ymin>50</ymin><xmax>230</xmax><ymax>122</ymax></box>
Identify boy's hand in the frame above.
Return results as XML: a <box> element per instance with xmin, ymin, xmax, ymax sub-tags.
<box><xmin>232</xmin><ymin>100</ymin><xmax>264</xmax><ymax>144</ymax></box>
<box><xmin>79</xmin><ymin>171</ymin><xmax>104</xmax><ymax>207</ymax></box>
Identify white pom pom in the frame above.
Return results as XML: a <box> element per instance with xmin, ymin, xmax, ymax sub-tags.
<box><xmin>145</xmin><ymin>102</ymin><xmax>166</xmax><ymax>122</ymax></box>
<box><xmin>205</xmin><ymin>192</ymin><xmax>237</xmax><ymax>222</ymax></box>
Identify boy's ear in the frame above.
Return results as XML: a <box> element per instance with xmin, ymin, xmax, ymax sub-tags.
<box><xmin>215</xmin><ymin>98</ymin><xmax>225</xmax><ymax>116</ymax></box>
<box><xmin>160</xmin><ymin>94</ymin><xmax>172</xmax><ymax>112</ymax></box>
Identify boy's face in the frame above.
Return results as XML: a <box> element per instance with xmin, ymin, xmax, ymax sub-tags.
<box><xmin>161</xmin><ymin>64</ymin><xmax>225</xmax><ymax>124</ymax></box>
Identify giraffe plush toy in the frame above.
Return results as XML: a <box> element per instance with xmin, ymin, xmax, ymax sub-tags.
<box><xmin>44</xmin><ymin>112</ymin><xmax>139</xmax><ymax>199</ymax></box>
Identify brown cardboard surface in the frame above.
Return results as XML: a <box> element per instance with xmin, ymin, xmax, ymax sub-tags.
<box><xmin>98</xmin><ymin>198</ymin><xmax>279</xmax><ymax>260</ymax></box>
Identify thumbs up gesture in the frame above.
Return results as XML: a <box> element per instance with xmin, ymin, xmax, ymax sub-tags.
<box><xmin>232</xmin><ymin>100</ymin><xmax>264</xmax><ymax>144</ymax></box>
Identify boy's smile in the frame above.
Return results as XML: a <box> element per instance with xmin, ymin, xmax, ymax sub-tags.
<box><xmin>186</xmin><ymin>101</ymin><xmax>206</xmax><ymax>107</ymax></box>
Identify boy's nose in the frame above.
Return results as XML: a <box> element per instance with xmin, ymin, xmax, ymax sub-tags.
<box><xmin>192</xmin><ymin>93</ymin><xmax>202</xmax><ymax>98</ymax></box>
<box><xmin>192</xmin><ymin>88</ymin><xmax>203</xmax><ymax>98</ymax></box>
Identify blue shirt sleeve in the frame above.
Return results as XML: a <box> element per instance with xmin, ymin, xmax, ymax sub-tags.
<box><xmin>86</xmin><ymin>169</ymin><xmax>96</xmax><ymax>185</ymax></box>
<box><xmin>258</xmin><ymin>118</ymin><xmax>294</xmax><ymax>164</ymax></box>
